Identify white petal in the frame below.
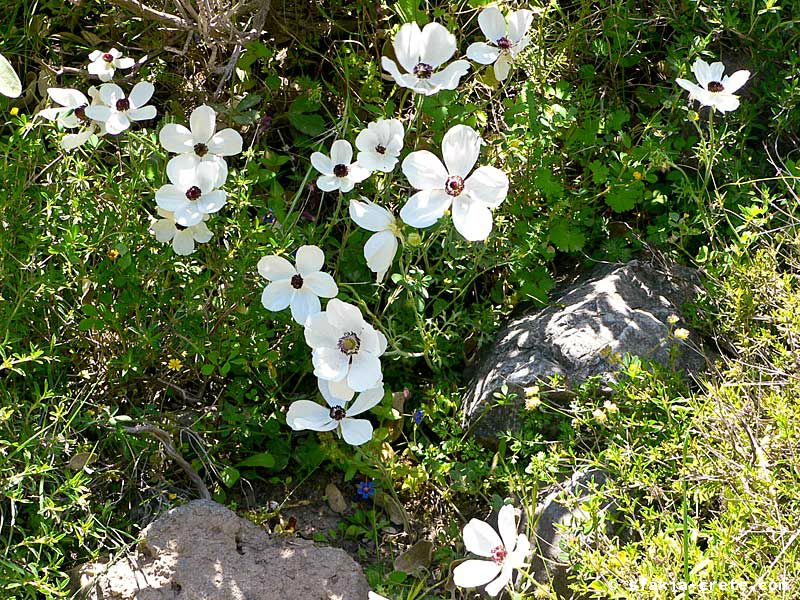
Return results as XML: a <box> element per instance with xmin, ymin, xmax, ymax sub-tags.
<box><xmin>340</xmin><ymin>418</ymin><xmax>374</xmax><ymax>446</ymax></box>
<box><xmin>364</xmin><ymin>230</ymin><xmax>398</xmax><ymax>279</ymax></box>
<box><xmin>98</xmin><ymin>83</ymin><xmax>124</xmax><ymax>106</ymax></box>
<box><xmin>428</xmin><ymin>60</ymin><xmax>471</xmax><ymax>92</ymax></box>
<box><xmin>442</xmin><ymin>124</ymin><xmax>481</xmax><ymax>178</ymax></box>
<box><xmin>722</xmin><ymin>70</ymin><xmax>750</xmax><ymax>94</ymax></box>
<box><xmin>347</xmin><ymin>385</ymin><xmax>384</xmax><ymax>417</ymax></box>
<box><xmin>381</xmin><ymin>56</ymin><xmax>412</xmax><ymax>88</ymax></box>
<box><xmin>174</xmin><ymin>202</ymin><xmax>204</xmax><ymax>227</ymax></box>
<box><xmin>463</xmin><ymin>518</ymin><xmax>502</xmax><ymax>557</ymax></box>
<box><xmin>497</xmin><ymin>505</ymin><xmax>517</xmax><ymax>553</ymax></box>
<box><xmin>326</xmin><ymin>299</ymin><xmax>365</xmax><ymax>332</ymax></box>
<box><xmin>465</xmin><ymin>166</ymin><xmax>509</xmax><ymax>207</ymax></box>
<box><xmin>305</xmin><ymin>313</ymin><xmax>342</xmax><ymax>348</ymax></box>
<box><xmin>691</xmin><ymin>58</ymin><xmax>712</xmax><ymax>88</ymax></box>
<box><xmin>507</xmin><ymin>9</ymin><xmax>534</xmax><ymax>44</ymax></box>
<box><xmin>150</xmin><ymin>219</ymin><xmax>176</xmax><ymax>243</ymax></box>
<box><xmin>478</xmin><ymin>6</ymin><xmax>507</xmax><ymax>41</ymax></box>
<box><xmin>347</xmin><ymin>163</ymin><xmax>372</xmax><ymax>183</ymax></box>
<box><xmin>286</xmin><ymin>401</ymin><xmax>338</xmax><ymax>431</ymax></box>
<box><xmin>159</xmin><ymin>123</ymin><xmax>195</xmax><ymax>153</ymax></box>
<box><xmin>37</xmin><ymin>107</ymin><xmax>69</xmax><ymax>122</ymax></box>
<box><xmin>190</xmin><ymin>104</ymin><xmax>216</xmax><ymax>143</ymax></box>
<box><xmin>453</xmin><ymin>560</ymin><xmax>502</xmax><ymax>590</ymax></box>
<box><xmin>356</xmin><ymin>151</ymin><xmax>398</xmax><ymax>173</ymax></box>
<box><xmin>108</xmin><ymin>49</ymin><xmax>122</xmax><ymax>58</ymax></box>
<box><xmin>126</xmin><ymin>105</ymin><xmax>157</xmax><ymax>122</ymax></box>
<box><xmin>393</xmin><ymin>22</ymin><xmax>422</xmax><ymax>73</ymax></box>
<box><xmin>355</xmin><ymin>126</ymin><xmax>381</xmax><ymax>153</ymax></box>
<box><xmin>676</xmin><ymin>78</ymin><xmax>703</xmax><ymax>99</ymax></box>
<box><xmin>167</xmin><ymin>154</ymin><xmax>201</xmax><ymax>188</ymax></box>
<box><xmin>172</xmin><ymin>230</ymin><xmax>196</xmax><ymax>255</ymax></box>
<box><xmin>707</xmin><ymin>61</ymin><xmax>725</xmax><ymax>83</ymax></box>
<box><xmin>452</xmin><ymin>196</ymin><xmax>494</xmax><ymax>241</ymax></box>
<box><xmin>261</xmin><ymin>280</ymin><xmax>295</xmax><ymax>311</ymax></box>
<box><xmin>113</xmin><ymin>57</ymin><xmax>135</xmax><ymax>69</ymax></box>
<box><xmin>347</xmin><ymin>352</ymin><xmax>383</xmax><ymax>392</ymax></box>
<box><xmin>329</xmin><ymin>140</ymin><xmax>353</xmax><ymax>166</ymax></box>
<box><xmin>257</xmin><ymin>255</ymin><xmax>296</xmax><ymax>281</ymax></box>
<box><xmin>201</xmin><ymin>155</ymin><xmax>228</xmax><ymax>187</ymax></box>
<box><xmin>402</xmin><ymin>150</ymin><xmax>448</xmax><ymax>190</ymax></box>
<box><xmin>88</xmin><ymin>61</ymin><xmax>114</xmax><ymax>80</ymax></box>
<box><xmin>47</xmin><ymin>88</ymin><xmax>88</xmax><ymax>108</ymax></box>
<box><xmin>128</xmin><ymin>81</ymin><xmax>154</xmax><ymax>109</ymax></box>
<box><xmin>349</xmin><ymin>198</ymin><xmax>394</xmax><ymax>232</ymax></box>
<box><xmin>83</xmin><ymin>105</ymin><xmax>111</xmax><ymax>123</ymax></box>
<box><xmin>400</xmin><ymin>189</ymin><xmax>452</xmax><ymax>228</ymax></box>
<box><xmin>61</xmin><ymin>128</ymin><xmax>95</xmax><ymax>150</ymax></box>
<box><xmin>88</xmin><ymin>50</ymin><xmax>103</xmax><ymax>61</ymax></box>
<box><xmin>191</xmin><ymin>221</ymin><xmax>213</xmax><ymax>243</ymax></box>
<box><xmin>104</xmin><ymin>112</ymin><xmax>130</xmax><ymax>135</ymax></box>
<box><xmin>311</xmin><ymin>151</ymin><xmax>334</xmax><ymax>175</ymax></box>
<box><xmin>466</xmin><ymin>42</ymin><xmax>500</xmax><ymax>65</ymax></box>
<box><xmin>318</xmin><ymin>378</ymin><xmax>351</xmax><ymax>407</ymax></box>
<box><xmin>484</xmin><ymin>563</ymin><xmax>513</xmax><ymax>597</ymax></box>
<box><xmin>207</xmin><ymin>128</ymin><xmax>243</xmax><ymax>156</ymax></box>
<box><xmin>303</xmin><ymin>271</ymin><xmax>338</xmax><ymax>298</ymax></box>
<box><xmin>712</xmin><ymin>94</ymin><xmax>740</xmax><ymax>113</ymax></box>
<box><xmin>494</xmin><ymin>55</ymin><xmax>512</xmax><ymax>81</ymax></box>
<box><xmin>155</xmin><ymin>184</ymin><xmax>187</xmax><ymax>211</ymax></box>
<box><xmin>295</xmin><ymin>244</ymin><xmax>325</xmax><ymax>276</ymax></box>
<box><xmin>196</xmin><ymin>190</ymin><xmax>226</xmax><ymax>214</ymax></box>
<box><xmin>317</xmin><ymin>175</ymin><xmax>340</xmax><ymax>192</ymax></box>
<box><xmin>290</xmin><ymin>288</ymin><xmax>322</xmax><ymax>324</ymax></box>
<box><xmin>420</xmin><ymin>22</ymin><xmax>456</xmax><ymax>68</ymax></box>
<box><xmin>510</xmin><ymin>533</ymin><xmax>531</xmax><ymax>567</ymax></box>
<box><xmin>313</xmin><ymin>347</ymin><xmax>350</xmax><ymax>381</ymax></box>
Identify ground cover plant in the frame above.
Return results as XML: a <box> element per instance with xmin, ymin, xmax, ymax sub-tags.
<box><xmin>1</xmin><ymin>0</ymin><xmax>800</xmax><ymax>598</ymax></box>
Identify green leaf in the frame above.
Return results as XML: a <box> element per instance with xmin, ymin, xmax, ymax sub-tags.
<box><xmin>236</xmin><ymin>93</ymin><xmax>262</xmax><ymax>111</ymax></box>
<box><xmin>393</xmin><ymin>0</ymin><xmax>428</xmax><ymax>24</ymax></box>
<box><xmin>549</xmin><ymin>218</ymin><xmax>586</xmax><ymax>252</ymax></box>
<box><xmin>220</xmin><ymin>466</ymin><xmax>240</xmax><ymax>487</ymax></box>
<box><xmin>236</xmin><ymin>453</ymin><xmax>275</xmax><ymax>469</ymax></box>
<box><xmin>605</xmin><ymin>181</ymin><xmax>643</xmax><ymax>212</ymax></box>
<box><xmin>289</xmin><ymin>112</ymin><xmax>326</xmax><ymax>136</ymax></box>
<box><xmin>534</xmin><ymin>167</ymin><xmax>564</xmax><ymax>200</ymax></box>
<box><xmin>0</xmin><ymin>53</ymin><xmax>21</xmax><ymax>98</ymax></box>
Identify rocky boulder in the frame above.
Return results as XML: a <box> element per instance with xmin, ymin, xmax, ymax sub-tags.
<box><xmin>74</xmin><ymin>500</ymin><xmax>370</xmax><ymax>600</ymax></box>
<box><xmin>462</xmin><ymin>260</ymin><xmax>706</xmax><ymax>438</ymax></box>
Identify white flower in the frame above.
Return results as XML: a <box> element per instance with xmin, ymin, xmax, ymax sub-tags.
<box><xmin>311</xmin><ymin>140</ymin><xmax>370</xmax><ymax>193</ymax></box>
<box><xmin>466</xmin><ymin>7</ymin><xmax>534</xmax><ymax>81</ymax></box>
<box><xmin>349</xmin><ymin>197</ymin><xmax>401</xmax><ymax>280</ymax></box>
<box><xmin>159</xmin><ymin>104</ymin><xmax>243</xmax><ymax>174</ymax></box>
<box><xmin>285</xmin><ymin>380</ymin><xmax>384</xmax><ymax>446</ymax></box>
<box><xmin>400</xmin><ymin>124</ymin><xmax>508</xmax><ymax>241</ymax></box>
<box><xmin>155</xmin><ymin>155</ymin><xmax>227</xmax><ymax>226</ymax></box>
<box><xmin>87</xmin><ymin>48</ymin><xmax>135</xmax><ymax>82</ymax></box>
<box><xmin>676</xmin><ymin>59</ymin><xmax>750</xmax><ymax>114</ymax></box>
<box><xmin>355</xmin><ymin>119</ymin><xmax>404</xmax><ymax>173</ymax></box>
<box><xmin>304</xmin><ymin>298</ymin><xmax>387</xmax><ymax>394</ymax></box>
<box><xmin>453</xmin><ymin>504</ymin><xmax>531</xmax><ymax>597</ymax></box>
<box><xmin>37</xmin><ymin>86</ymin><xmax>107</xmax><ymax>150</ymax></box>
<box><xmin>257</xmin><ymin>245</ymin><xmax>339</xmax><ymax>325</ymax></box>
<box><xmin>84</xmin><ymin>82</ymin><xmax>157</xmax><ymax>134</ymax></box>
<box><xmin>381</xmin><ymin>22</ymin><xmax>470</xmax><ymax>96</ymax></box>
<box><xmin>149</xmin><ymin>208</ymin><xmax>213</xmax><ymax>256</ymax></box>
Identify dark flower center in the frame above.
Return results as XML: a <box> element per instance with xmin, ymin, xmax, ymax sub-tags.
<box><xmin>194</xmin><ymin>143</ymin><xmax>209</xmax><ymax>157</ymax></box>
<box><xmin>115</xmin><ymin>98</ymin><xmax>130</xmax><ymax>112</ymax></box>
<box><xmin>185</xmin><ymin>186</ymin><xmax>202</xmax><ymax>200</ymax></box>
<box><xmin>497</xmin><ymin>36</ymin><xmax>513</xmax><ymax>50</ymax></box>
<box><xmin>413</xmin><ymin>62</ymin><xmax>433</xmax><ymax>79</ymax></box>
<box><xmin>329</xmin><ymin>405</ymin><xmax>346</xmax><ymax>420</ymax></box>
<box><xmin>290</xmin><ymin>274</ymin><xmax>304</xmax><ymax>289</ymax></box>
<box><xmin>375</xmin><ymin>144</ymin><xmax>386</xmax><ymax>155</ymax></box>
<box><xmin>102</xmin><ymin>53</ymin><xmax>114</xmax><ymax>63</ymax></box>
<box><xmin>333</xmin><ymin>164</ymin><xmax>349</xmax><ymax>178</ymax></box>
<box><xmin>445</xmin><ymin>175</ymin><xmax>465</xmax><ymax>197</ymax></box>
<box><xmin>707</xmin><ymin>81</ymin><xmax>724</xmax><ymax>92</ymax></box>
<box><xmin>175</xmin><ymin>223</ymin><xmax>188</xmax><ymax>231</ymax></box>
<box><xmin>74</xmin><ymin>104</ymin><xmax>88</xmax><ymax>121</ymax></box>
<box><xmin>337</xmin><ymin>332</ymin><xmax>361</xmax><ymax>356</ymax></box>
<box><xmin>491</xmin><ymin>545</ymin><xmax>507</xmax><ymax>564</ymax></box>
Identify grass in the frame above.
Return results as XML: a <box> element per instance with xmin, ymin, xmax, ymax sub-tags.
<box><xmin>1</xmin><ymin>0</ymin><xmax>800</xmax><ymax>598</ymax></box>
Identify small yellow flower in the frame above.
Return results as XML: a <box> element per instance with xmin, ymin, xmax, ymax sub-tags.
<box><xmin>10</xmin><ymin>107</ymin><xmax>19</xmax><ymax>116</ymax></box>
<box><xmin>603</xmin><ymin>400</ymin><xmax>618</xmax><ymax>414</ymax></box>
<box><xmin>168</xmin><ymin>358</ymin><xmax>183</xmax><ymax>371</ymax></box>
<box><xmin>667</xmin><ymin>314</ymin><xmax>679</xmax><ymax>325</ymax></box>
<box><xmin>674</xmin><ymin>328</ymin><xmax>690</xmax><ymax>341</ymax></box>
<box><xmin>107</xmin><ymin>249</ymin><xmax>120</xmax><ymax>261</ymax></box>
<box><xmin>633</xmin><ymin>170</ymin><xmax>643</xmax><ymax>180</ymax></box>
<box><xmin>525</xmin><ymin>396</ymin><xmax>542</xmax><ymax>410</ymax></box>
<box><xmin>688</xmin><ymin>110</ymin><xmax>700</xmax><ymax>122</ymax></box>
<box><xmin>592</xmin><ymin>408</ymin><xmax>607</xmax><ymax>424</ymax></box>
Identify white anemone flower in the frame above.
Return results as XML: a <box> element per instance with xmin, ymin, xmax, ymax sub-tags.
<box><xmin>349</xmin><ymin>197</ymin><xmax>401</xmax><ymax>280</ymax></box>
<box><xmin>87</xmin><ymin>48</ymin><xmax>135</xmax><ymax>82</ymax></box>
<box><xmin>159</xmin><ymin>104</ymin><xmax>243</xmax><ymax>173</ymax></box>
<box><xmin>453</xmin><ymin>504</ymin><xmax>531</xmax><ymax>597</ymax></box>
<box><xmin>466</xmin><ymin>7</ymin><xmax>534</xmax><ymax>81</ymax></box>
<box><xmin>676</xmin><ymin>58</ymin><xmax>750</xmax><ymax>114</ymax></box>
<box><xmin>381</xmin><ymin>22</ymin><xmax>471</xmax><ymax>96</ymax></box>
<box><xmin>355</xmin><ymin>118</ymin><xmax>404</xmax><ymax>173</ymax></box>
<box><xmin>38</xmin><ymin>86</ymin><xmax>107</xmax><ymax>150</ymax></box>
<box><xmin>400</xmin><ymin>124</ymin><xmax>509</xmax><ymax>241</ymax></box>
<box><xmin>285</xmin><ymin>380</ymin><xmax>384</xmax><ymax>446</ymax></box>
<box><xmin>155</xmin><ymin>155</ymin><xmax>227</xmax><ymax>226</ymax></box>
<box><xmin>149</xmin><ymin>208</ymin><xmax>213</xmax><ymax>256</ymax></box>
<box><xmin>311</xmin><ymin>140</ymin><xmax>371</xmax><ymax>193</ymax></box>
<box><xmin>257</xmin><ymin>245</ymin><xmax>339</xmax><ymax>325</ymax></box>
<box><xmin>304</xmin><ymin>298</ymin><xmax>387</xmax><ymax>394</ymax></box>
<box><xmin>84</xmin><ymin>82</ymin><xmax>157</xmax><ymax>134</ymax></box>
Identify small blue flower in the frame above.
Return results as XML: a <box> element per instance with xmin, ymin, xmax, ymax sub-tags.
<box><xmin>413</xmin><ymin>409</ymin><xmax>424</xmax><ymax>425</ymax></box>
<box><xmin>356</xmin><ymin>480</ymin><xmax>375</xmax><ymax>500</ymax></box>
<box><xmin>262</xmin><ymin>208</ymin><xmax>276</xmax><ymax>225</ymax></box>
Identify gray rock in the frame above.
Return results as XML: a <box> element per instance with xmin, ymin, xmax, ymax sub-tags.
<box><xmin>462</xmin><ymin>260</ymin><xmax>706</xmax><ymax>438</ymax></box>
<box><xmin>75</xmin><ymin>499</ymin><xmax>370</xmax><ymax>600</ymax></box>
<box><xmin>530</xmin><ymin>469</ymin><xmax>616</xmax><ymax>598</ymax></box>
